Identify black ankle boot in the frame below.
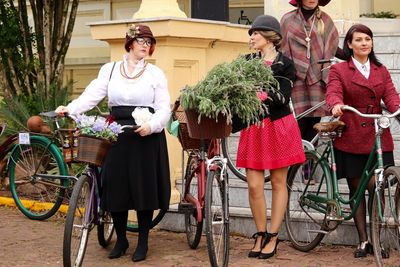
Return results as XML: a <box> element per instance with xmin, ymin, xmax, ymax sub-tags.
<box><xmin>108</xmin><ymin>239</ymin><xmax>129</xmax><ymax>259</ymax></box>
<box><xmin>132</xmin><ymin>245</ymin><xmax>148</xmax><ymax>262</ymax></box>
<box><xmin>259</xmin><ymin>232</ymin><xmax>279</xmax><ymax>259</ymax></box>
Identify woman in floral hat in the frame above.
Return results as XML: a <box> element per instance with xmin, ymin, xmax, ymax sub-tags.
<box><xmin>280</xmin><ymin>0</ymin><xmax>340</xmax><ymax>142</ymax></box>
<box><xmin>56</xmin><ymin>24</ymin><xmax>171</xmax><ymax>262</ymax></box>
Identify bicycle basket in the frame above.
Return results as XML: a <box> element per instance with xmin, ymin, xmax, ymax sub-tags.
<box><xmin>76</xmin><ymin>135</ymin><xmax>112</xmax><ymax>166</ymax></box>
<box><xmin>173</xmin><ymin>106</ymin><xmax>202</xmax><ymax>150</ymax></box>
<box><xmin>184</xmin><ymin>109</ymin><xmax>232</xmax><ymax>139</ymax></box>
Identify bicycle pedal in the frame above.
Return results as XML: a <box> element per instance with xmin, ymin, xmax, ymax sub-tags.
<box><xmin>178</xmin><ymin>202</ymin><xmax>194</xmax><ymax>214</ymax></box>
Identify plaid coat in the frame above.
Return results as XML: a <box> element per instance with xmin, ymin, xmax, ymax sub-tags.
<box><xmin>280</xmin><ymin>8</ymin><xmax>338</xmax><ymax>114</ymax></box>
<box><xmin>326</xmin><ymin>60</ymin><xmax>400</xmax><ymax>154</ymax></box>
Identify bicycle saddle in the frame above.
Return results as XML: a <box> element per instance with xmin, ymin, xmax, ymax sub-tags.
<box><xmin>313</xmin><ymin>121</ymin><xmax>346</xmax><ymax>133</ymax></box>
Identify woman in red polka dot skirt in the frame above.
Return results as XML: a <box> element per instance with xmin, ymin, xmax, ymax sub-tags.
<box><xmin>235</xmin><ymin>15</ymin><xmax>305</xmax><ymax>260</ymax></box>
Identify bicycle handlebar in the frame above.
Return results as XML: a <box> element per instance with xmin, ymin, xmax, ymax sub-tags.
<box><xmin>342</xmin><ymin>105</ymin><xmax>400</xmax><ymax>119</ymax></box>
<box><xmin>317</xmin><ymin>58</ymin><xmax>341</xmax><ymax>64</ymax></box>
<box><xmin>121</xmin><ymin>125</ymin><xmax>139</xmax><ymax>131</ymax></box>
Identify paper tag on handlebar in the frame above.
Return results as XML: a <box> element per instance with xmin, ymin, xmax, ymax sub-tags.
<box><xmin>18</xmin><ymin>133</ymin><xmax>30</xmax><ymax>145</ymax></box>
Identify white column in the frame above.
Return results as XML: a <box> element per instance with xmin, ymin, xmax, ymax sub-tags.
<box><xmin>133</xmin><ymin>0</ymin><xmax>187</xmax><ymax>19</ymax></box>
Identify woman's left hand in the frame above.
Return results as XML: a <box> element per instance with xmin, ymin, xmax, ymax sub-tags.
<box><xmin>135</xmin><ymin>123</ymin><xmax>151</xmax><ymax>136</ymax></box>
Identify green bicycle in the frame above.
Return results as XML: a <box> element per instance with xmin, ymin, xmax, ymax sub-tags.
<box><xmin>285</xmin><ymin>105</ymin><xmax>400</xmax><ymax>267</ymax></box>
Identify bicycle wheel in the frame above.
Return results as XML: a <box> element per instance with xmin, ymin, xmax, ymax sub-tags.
<box><xmin>222</xmin><ymin>134</ymin><xmax>269</xmax><ymax>182</ymax></box>
<box><xmin>205</xmin><ymin>169</ymin><xmax>229</xmax><ymax>267</ymax></box>
<box><xmin>126</xmin><ymin>209</ymin><xmax>167</xmax><ymax>232</ymax></box>
<box><xmin>285</xmin><ymin>150</ymin><xmax>332</xmax><ymax>252</ymax></box>
<box><xmin>183</xmin><ymin>154</ymin><xmax>203</xmax><ymax>249</ymax></box>
<box><xmin>63</xmin><ymin>174</ymin><xmax>92</xmax><ymax>267</ymax></box>
<box><xmin>97</xmin><ymin>211</ymin><xmax>114</xmax><ymax>247</ymax></box>
<box><xmin>8</xmin><ymin>136</ymin><xmax>68</xmax><ymax>220</ymax></box>
<box><xmin>371</xmin><ymin>166</ymin><xmax>400</xmax><ymax>267</ymax></box>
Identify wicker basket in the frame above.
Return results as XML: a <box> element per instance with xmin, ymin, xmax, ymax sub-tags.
<box><xmin>184</xmin><ymin>109</ymin><xmax>232</xmax><ymax>139</ymax></box>
<box><xmin>173</xmin><ymin>106</ymin><xmax>202</xmax><ymax>150</ymax></box>
<box><xmin>76</xmin><ymin>135</ymin><xmax>112</xmax><ymax>166</ymax></box>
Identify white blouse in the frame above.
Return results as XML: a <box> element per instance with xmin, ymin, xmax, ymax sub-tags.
<box><xmin>352</xmin><ymin>57</ymin><xmax>370</xmax><ymax>79</ymax></box>
<box><xmin>67</xmin><ymin>54</ymin><xmax>171</xmax><ymax>133</ymax></box>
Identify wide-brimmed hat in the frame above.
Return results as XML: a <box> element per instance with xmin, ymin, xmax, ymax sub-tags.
<box><xmin>248</xmin><ymin>15</ymin><xmax>281</xmax><ymax>37</ymax></box>
<box><xmin>289</xmin><ymin>0</ymin><xmax>331</xmax><ymax>7</ymax></box>
<box><xmin>126</xmin><ymin>24</ymin><xmax>156</xmax><ymax>43</ymax></box>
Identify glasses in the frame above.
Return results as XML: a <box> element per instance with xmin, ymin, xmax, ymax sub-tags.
<box><xmin>135</xmin><ymin>38</ymin><xmax>153</xmax><ymax>46</ymax></box>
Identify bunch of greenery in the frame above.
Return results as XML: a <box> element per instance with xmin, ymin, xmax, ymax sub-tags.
<box><xmin>360</xmin><ymin>11</ymin><xmax>398</xmax><ymax>19</ymax></box>
<box><xmin>180</xmin><ymin>56</ymin><xmax>279</xmax><ymax>127</ymax></box>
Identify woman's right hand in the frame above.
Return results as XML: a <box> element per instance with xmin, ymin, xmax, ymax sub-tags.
<box><xmin>55</xmin><ymin>106</ymin><xmax>69</xmax><ymax>116</ymax></box>
<box><xmin>331</xmin><ymin>104</ymin><xmax>344</xmax><ymax>117</ymax></box>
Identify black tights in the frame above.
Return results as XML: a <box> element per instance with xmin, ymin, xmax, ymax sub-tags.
<box><xmin>111</xmin><ymin>210</ymin><xmax>154</xmax><ymax>250</ymax></box>
<box><xmin>346</xmin><ymin>177</ymin><xmax>375</xmax><ymax>243</ymax></box>
<box><xmin>111</xmin><ymin>211</ymin><xmax>128</xmax><ymax>244</ymax></box>
<box><xmin>136</xmin><ymin>210</ymin><xmax>154</xmax><ymax>253</ymax></box>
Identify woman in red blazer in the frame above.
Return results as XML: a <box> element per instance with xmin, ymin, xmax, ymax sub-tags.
<box><xmin>326</xmin><ymin>24</ymin><xmax>400</xmax><ymax>258</ymax></box>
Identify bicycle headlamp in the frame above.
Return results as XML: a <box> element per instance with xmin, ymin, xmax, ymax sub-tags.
<box><xmin>378</xmin><ymin>116</ymin><xmax>390</xmax><ymax>129</ymax></box>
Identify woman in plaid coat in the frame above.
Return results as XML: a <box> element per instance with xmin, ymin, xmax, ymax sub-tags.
<box><xmin>280</xmin><ymin>0</ymin><xmax>339</xmax><ymax>141</ymax></box>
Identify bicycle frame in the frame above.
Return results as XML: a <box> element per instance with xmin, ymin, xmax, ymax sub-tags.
<box><xmin>303</xmin><ymin>106</ymin><xmax>400</xmax><ymax>222</ymax></box>
<box><xmin>182</xmin><ymin>138</ymin><xmax>222</xmax><ymax>222</ymax></box>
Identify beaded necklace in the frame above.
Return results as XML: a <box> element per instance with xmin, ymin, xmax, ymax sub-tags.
<box><xmin>120</xmin><ymin>62</ymin><xmax>148</xmax><ymax>79</ymax></box>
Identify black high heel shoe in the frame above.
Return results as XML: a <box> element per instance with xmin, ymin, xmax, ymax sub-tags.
<box><xmin>108</xmin><ymin>239</ymin><xmax>129</xmax><ymax>259</ymax></box>
<box><xmin>258</xmin><ymin>232</ymin><xmax>279</xmax><ymax>259</ymax></box>
<box><xmin>354</xmin><ymin>241</ymin><xmax>373</xmax><ymax>258</ymax></box>
<box><xmin>248</xmin><ymin>232</ymin><xmax>266</xmax><ymax>258</ymax></box>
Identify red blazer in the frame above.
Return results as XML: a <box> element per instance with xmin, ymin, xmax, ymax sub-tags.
<box><xmin>326</xmin><ymin>60</ymin><xmax>400</xmax><ymax>154</ymax></box>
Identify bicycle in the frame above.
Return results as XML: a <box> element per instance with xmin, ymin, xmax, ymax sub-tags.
<box><xmin>173</xmin><ymin>104</ymin><xmax>230</xmax><ymax>267</ymax></box>
<box><xmin>284</xmin><ymin>105</ymin><xmax>400</xmax><ymax>267</ymax></box>
<box><xmin>7</xmin><ymin>112</ymin><xmax>76</xmax><ymax>220</ymax></box>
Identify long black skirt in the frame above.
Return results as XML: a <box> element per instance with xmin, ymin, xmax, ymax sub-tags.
<box><xmin>334</xmin><ymin>148</ymin><xmax>394</xmax><ymax>179</ymax></box>
<box><xmin>100</xmin><ymin>106</ymin><xmax>171</xmax><ymax>212</ymax></box>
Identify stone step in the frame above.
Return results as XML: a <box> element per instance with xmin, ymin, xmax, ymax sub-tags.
<box><xmin>158</xmin><ymin>204</ymin><xmax>361</xmax><ymax>246</ymax></box>
<box><xmin>168</xmin><ymin>177</ymin><xmax>360</xmax><ymax>246</ymax></box>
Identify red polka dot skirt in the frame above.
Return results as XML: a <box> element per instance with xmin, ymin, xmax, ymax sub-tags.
<box><xmin>236</xmin><ymin>114</ymin><xmax>305</xmax><ymax>170</ymax></box>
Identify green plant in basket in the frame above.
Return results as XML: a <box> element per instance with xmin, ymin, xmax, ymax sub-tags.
<box><xmin>75</xmin><ymin>114</ymin><xmax>122</xmax><ymax>142</ymax></box>
<box><xmin>180</xmin><ymin>56</ymin><xmax>279</xmax><ymax>127</ymax></box>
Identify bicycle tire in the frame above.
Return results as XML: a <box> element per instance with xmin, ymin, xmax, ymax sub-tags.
<box><xmin>8</xmin><ymin>136</ymin><xmax>68</xmax><ymax>220</ymax></box>
<box><xmin>285</xmin><ymin>150</ymin><xmax>332</xmax><ymax>252</ymax></box>
<box><xmin>371</xmin><ymin>166</ymin><xmax>400</xmax><ymax>267</ymax></box>
<box><xmin>126</xmin><ymin>209</ymin><xmax>167</xmax><ymax>232</ymax></box>
<box><xmin>205</xmin><ymin>169</ymin><xmax>229</xmax><ymax>267</ymax></box>
<box><xmin>63</xmin><ymin>174</ymin><xmax>92</xmax><ymax>267</ymax></box>
<box><xmin>183</xmin><ymin>154</ymin><xmax>203</xmax><ymax>249</ymax></box>
<box><xmin>97</xmin><ymin>211</ymin><xmax>114</xmax><ymax>247</ymax></box>
<box><xmin>222</xmin><ymin>134</ymin><xmax>270</xmax><ymax>182</ymax></box>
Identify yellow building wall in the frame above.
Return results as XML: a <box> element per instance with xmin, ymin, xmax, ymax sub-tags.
<box><xmin>373</xmin><ymin>0</ymin><xmax>400</xmax><ymax>14</ymax></box>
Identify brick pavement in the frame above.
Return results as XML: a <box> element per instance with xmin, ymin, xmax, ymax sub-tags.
<box><xmin>1</xmin><ymin>205</ymin><xmax>398</xmax><ymax>267</ymax></box>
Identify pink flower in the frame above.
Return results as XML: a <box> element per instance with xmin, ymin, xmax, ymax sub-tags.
<box><xmin>257</xmin><ymin>91</ymin><xmax>268</xmax><ymax>101</ymax></box>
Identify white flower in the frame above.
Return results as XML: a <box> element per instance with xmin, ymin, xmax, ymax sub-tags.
<box><xmin>131</xmin><ymin>107</ymin><xmax>153</xmax><ymax>126</ymax></box>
